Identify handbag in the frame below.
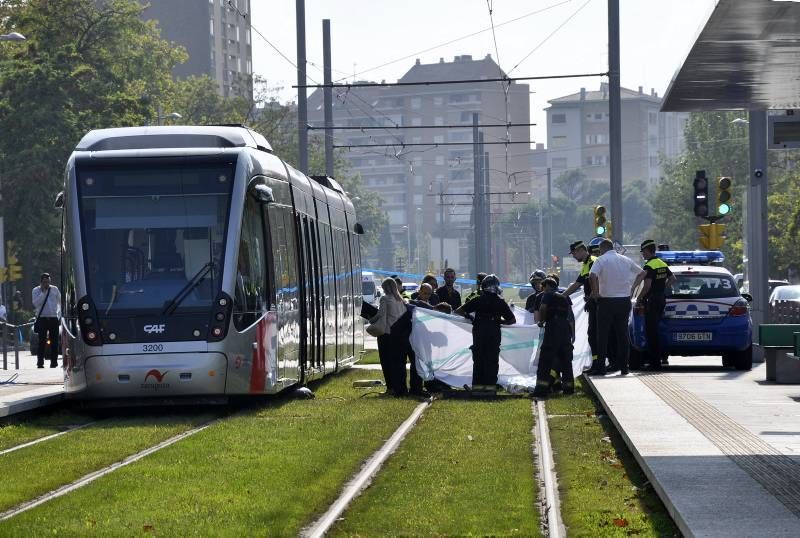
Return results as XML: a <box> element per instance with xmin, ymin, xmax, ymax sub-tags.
<box><xmin>365</xmin><ymin>323</ymin><xmax>385</xmax><ymax>337</ymax></box>
<box><xmin>33</xmin><ymin>287</ymin><xmax>51</xmax><ymax>334</ymax></box>
<box><xmin>366</xmin><ymin>300</ymin><xmax>391</xmax><ymax>337</ymax></box>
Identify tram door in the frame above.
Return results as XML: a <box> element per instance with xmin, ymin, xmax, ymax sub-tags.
<box><xmin>309</xmin><ymin>222</ymin><xmax>324</xmax><ymax>370</ymax></box>
<box><xmin>300</xmin><ymin>216</ymin><xmax>320</xmax><ymax>375</ymax></box>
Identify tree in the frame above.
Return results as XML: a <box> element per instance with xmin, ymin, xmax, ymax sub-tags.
<box><xmin>0</xmin><ymin>0</ymin><xmax>188</xmax><ymax>296</ymax></box>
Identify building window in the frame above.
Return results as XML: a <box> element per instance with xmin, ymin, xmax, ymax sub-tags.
<box><xmin>433</xmin><ymin>97</ymin><xmax>444</xmax><ymax>106</ymax></box>
<box><xmin>433</xmin><ymin>135</ymin><xmax>444</xmax><ymax>144</ymax></box>
<box><xmin>411</xmin><ymin>117</ymin><xmax>422</xmax><ymax>126</ymax></box>
<box><xmin>552</xmin><ymin>113</ymin><xmax>566</xmax><ymax>124</ymax></box>
<box><xmin>585</xmin><ymin>157</ymin><xmax>593</xmax><ymax>166</ymax></box>
<box><xmin>650</xmin><ymin>155</ymin><xmax>659</xmax><ymax>167</ymax></box>
<box><xmin>411</xmin><ymin>97</ymin><xmax>421</xmax><ymax>109</ymax></box>
<box><xmin>551</xmin><ymin>136</ymin><xmax>567</xmax><ymax>148</ymax></box>
<box><xmin>435</xmin><ymin>116</ymin><xmax>444</xmax><ymax>126</ymax></box>
<box><xmin>460</xmin><ymin>111</ymin><xmax>479</xmax><ymax>122</ymax></box>
<box><xmin>585</xmin><ymin>134</ymin><xmax>608</xmax><ymax>145</ymax></box>
<box><xmin>209</xmin><ymin>19</ymin><xmax>214</xmax><ymax>36</ymax></box>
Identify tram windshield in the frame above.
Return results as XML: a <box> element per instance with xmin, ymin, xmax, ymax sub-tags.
<box><xmin>76</xmin><ymin>159</ymin><xmax>235</xmax><ymax>314</ymax></box>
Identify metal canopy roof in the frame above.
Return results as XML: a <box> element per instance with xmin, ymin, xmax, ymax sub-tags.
<box><xmin>661</xmin><ymin>0</ymin><xmax>800</xmax><ymax>112</ymax></box>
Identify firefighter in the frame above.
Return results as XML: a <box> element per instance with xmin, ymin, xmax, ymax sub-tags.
<box><xmin>456</xmin><ymin>274</ymin><xmax>516</xmax><ymax>390</ymax></box>
<box><xmin>464</xmin><ymin>272</ymin><xmax>487</xmax><ymax>303</ymax></box>
<box><xmin>632</xmin><ymin>239</ymin><xmax>674</xmax><ymax>370</ymax></box>
<box><xmin>561</xmin><ymin>241</ymin><xmax>599</xmax><ymax>373</ymax></box>
<box><xmin>525</xmin><ymin>270</ymin><xmax>547</xmax><ymax>318</ymax></box>
<box><xmin>532</xmin><ymin>277</ymin><xmax>574</xmax><ymax>398</ymax></box>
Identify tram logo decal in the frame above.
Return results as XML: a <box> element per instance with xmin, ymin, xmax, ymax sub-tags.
<box><xmin>144</xmin><ymin>324</ymin><xmax>166</xmax><ymax>334</ymax></box>
<box><xmin>143</xmin><ymin>369</ymin><xmax>168</xmax><ymax>383</ymax></box>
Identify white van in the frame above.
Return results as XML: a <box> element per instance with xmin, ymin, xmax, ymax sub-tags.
<box><xmin>362</xmin><ymin>271</ymin><xmax>381</xmax><ymax>305</ymax></box>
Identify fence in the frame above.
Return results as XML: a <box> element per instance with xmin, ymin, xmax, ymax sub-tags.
<box><xmin>0</xmin><ymin>320</ymin><xmax>33</xmax><ymax>370</ymax></box>
<box><xmin>770</xmin><ymin>300</ymin><xmax>800</xmax><ymax>323</ymax></box>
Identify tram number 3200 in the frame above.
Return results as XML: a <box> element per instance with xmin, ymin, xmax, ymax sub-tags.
<box><xmin>142</xmin><ymin>344</ymin><xmax>165</xmax><ymax>353</ymax></box>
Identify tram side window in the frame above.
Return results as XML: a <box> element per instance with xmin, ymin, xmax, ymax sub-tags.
<box><xmin>233</xmin><ymin>197</ymin><xmax>266</xmax><ymax>331</ymax></box>
<box><xmin>268</xmin><ymin>205</ymin><xmax>299</xmax><ymax>312</ymax></box>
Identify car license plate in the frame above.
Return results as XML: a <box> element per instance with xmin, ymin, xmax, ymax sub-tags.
<box><xmin>674</xmin><ymin>332</ymin><xmax>713</xmax><ymax>342</ymax></box>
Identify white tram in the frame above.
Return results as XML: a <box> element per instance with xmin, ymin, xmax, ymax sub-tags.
<box><xmin>59</xmin><ymin>126</ymin><xmax>364</xmax><ymax>400</ymax></box>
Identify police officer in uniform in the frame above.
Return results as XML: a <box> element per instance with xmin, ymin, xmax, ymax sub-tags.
<box><xmin>532</xmin><ymin>278</ymin><xmax>574</xmax><ymax>398</ymax></box>
<box><xmin>561</xmin><ymin>241</ymin><xmax>599</xmax><ymax>372</ymax></box>
<box><xmin>633</xmin><ymin>239</ymin><xmax>674</xmax><ymax>370</ymax></box>
<box><xmin>464</xmin><ymin>272</ymin><xmax>487</xmax><ymax>303</ymax></box>
<box><xmin>456</xmin><ymin>274</ymin><xmax>516</xmax><ymax>390</ymax></box>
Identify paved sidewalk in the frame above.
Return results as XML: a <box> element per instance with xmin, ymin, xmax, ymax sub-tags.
<box><xmin>585</xmin><ymin>358</ymin><xmax>800</xmax><ymax>537</ymax></box>
<box><xmin>0</xmin><ymin>351</ymin><xmax>64</xmax><ymax>417</ymax></box>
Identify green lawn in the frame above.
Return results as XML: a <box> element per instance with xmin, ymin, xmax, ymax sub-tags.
<box><xmin>356</xmin><ymin>349</ymin><xmax>380</xmax><ymax>364</ymax></box>
<box><xmin>0</xmin><ymin>413</ymin><xmax>211</xmax><ymax>513</ymax></box>
<box><xmin>546</xmin><ymin>380</ymin><xmax>678</xmax><ymax>537</ymax></box>
<box><xmin>0</xmin><ymin>410</ymin><xmax>93</xmax><ymax>452</ymax></box>
<box><xmin>332</xmin><ymin>398</ymin><xmax>540</xmax><ymax>537</ymax></box>
<box><xmin>1</xmin><ymin>369</ymin><xmax>419</xmax><ymax>536</ymax></box>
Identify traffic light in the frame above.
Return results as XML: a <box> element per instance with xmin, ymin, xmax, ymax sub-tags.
<box><xmin>605</xmin><ymin>220</ymin><xmax>613</xmax><ymax>239</ymax></box>
<box><xmin>6</xmin><ymin>254</ymin><xmax>22</xmax><ymax>282</ymax></box>
<box><xmin>717</xmin><ymin>176</ymin><xmax>732</xmax><ymax>216</ymax></box>
<box><xmin>693</xmin><ymin>170</ymin><xmax>709</xmax><ymax>217</ymax></box>
<box><xmin>593</xmin><ymin>205</ymin><xmax>607</xmax><ymax>236</ymax></box>
<box><xmin>698</xmin><ymin>223</ymin><xmax>726</xmax><ymax>250</ymax></box>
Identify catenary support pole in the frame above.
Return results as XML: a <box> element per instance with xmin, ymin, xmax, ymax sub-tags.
<box><xmin>747</xmin><ymin>110</ymin><xmax>769</xmax><ymax>331</ymax></box>
<box><xmin>322</xmin><ymin>19</ymin><xmax>334</xmax><ymax>178</ymax></box>
<box><xmin>608</xmin><ymin>0</ymin><xmax>623</xmax><ymax>242</ymax></box>
<box><xmin>472</xmin><ymin>114</ymin><xmax>481</xmax><ymax>275</ymax></box>
<box><xmin>547</xmin><ymin>167</ymin><xmax>553</xmax><ymax>267</ymax></box>
<box><xmin>439</xmin><ymin>185</ymin><xmax>445</xmax><ymax>272</ymax></box>
<box><xmin>483</xmin><ymin>149</ymin><xmax>491</xmax><ymax>270</ymax></box>
<box><xmin>295</xmin><ymin>0</ymin><xmax>309</xmax><ymax>174</ymax></box>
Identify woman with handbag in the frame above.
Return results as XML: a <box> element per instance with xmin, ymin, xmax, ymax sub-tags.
<box><xmin>367</xmin><ymin>278</ymin><xmax>408</xmax><ymax>395</ymax></box>
<box><xmin>32</xmin><ymin>273</ymin><xmax>61</xmax><ymax>368</ymax></box>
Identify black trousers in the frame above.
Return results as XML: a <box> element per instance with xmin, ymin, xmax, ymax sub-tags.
<box><xmin>378</xmin><ymin>332</ymin><xmax>408</xmax><ymax>395</ymax></box>
<box><xmin>406</xmin><ymin>346</ymin><xmax>424</xmax><ymax>392</ymax></box>
<box><xmin>644</xmin><ymin>296</ymin><xmax>666</xmax><ymax>367</ymax></box>
<box><xmin>471</xmin><ymin>322</ymin><xmax>501</xmax><ymax>387</ymax></box>
<box><xmin>596</xmin><ymin>297</ymin><xmax>631</xmax><ymax>374</ymax></box>
<box><xmin>586</xmin><ymin>299</ymin><xmax>599</xmax><ymax>370</ymax></box>
<box><xmin>536</xmin><ymin>318</ymin><xmax>574</xmax><ymax>393</ymax></box>
<box><xmin>37</xmin><ymin>317</ymin><xmax>60</xmax><ymax>366</ymax></box>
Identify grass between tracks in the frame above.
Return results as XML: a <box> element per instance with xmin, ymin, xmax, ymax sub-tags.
<box><xmin>0</xmin><ymin>410</ymin><xmax>92</xmax><ymax>451</ymax></box>
<box><xmin>1</xmin><ymin>369</ymin><xmax>419</xmax><ymax>536</ymax></box>
<box><xmin>357</xmin><ymin>349</ymin><xmax>380</xmax><ymax>364</ymax></box>
<box><xmin>332</xmin><ymin>398</ymin><xmax>539</xmax><ymax>537</ymax></box>
<box><xmin>0</xmin><ymin>412</ymin><xmax>211</xmax><ymax>513</ymax></box>
<box><xmin>546</xmin><ymin>377</ymin><xmax>678</xmax><ymax>537</ymax></box>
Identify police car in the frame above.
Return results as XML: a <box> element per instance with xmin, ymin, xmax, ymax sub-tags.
<box><xmin>629</xmin><ymin>251</ymin><xmax>753</xmax><ymax>370</ymax></box>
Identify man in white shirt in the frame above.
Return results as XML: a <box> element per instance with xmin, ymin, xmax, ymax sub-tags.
<box><xmin>32</xmin><ymin>273</ymin><xmax>61</xmax><ymax>368</ymax></box>
<box><xmin>588</xmin><ymin>239</ymin><xmax>641</xmax><ymax>376</ymax></box>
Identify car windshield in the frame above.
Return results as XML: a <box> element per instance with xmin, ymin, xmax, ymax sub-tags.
<box><xmin>774</xmin><ymin>286</ymin><xmax>800</xmax><ymax>301</ymax></box>
<box><xmin>362</xmin><ymin>280</ymin><xmax>376</xmax><ymax>295</ymax></box>
<box><xmin>77</xmin><ymin>159</ymin><xmax>234</xmax><ymax>314</ymax></box>
<box><xmin>667</xmin><ymin>273</ymin><xmax>739</xmax><ymax>299</ymax></box>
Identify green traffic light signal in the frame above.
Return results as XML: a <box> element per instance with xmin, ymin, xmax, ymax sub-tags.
<box><xmin>718</xmin><ymin>203</ymin><xmax>731</xmax><ymax>215</ymax></box>
<box><xmin>595</xmin><ymin>225</ymin><xmax>606</xmax><ymax>235</ymax></box>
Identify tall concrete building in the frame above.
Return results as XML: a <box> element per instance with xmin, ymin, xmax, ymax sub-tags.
<box><xmin>308</xmin><ymin>54</ymin><xmax>533</xmax><ymax>273</ymax></box>
<box><xmin>141</xmin><ymin>0</ymin><xmax>253</xmax><ymax>99</ymax></box>
<box><xmin>545</xmin><ymin>83</ymin><xmax>688</xmax><ymax>187</ymax></box>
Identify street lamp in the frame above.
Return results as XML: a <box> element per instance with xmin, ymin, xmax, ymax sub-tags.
<box><xmin>0</xmin><ymin>33</ymin><xmax>25</xmax><ymax>42</ymax></box>
<box><xmin>401</xmin><ymin>225</ymin><xmax>411</xmax><ymax>272</ymax></box>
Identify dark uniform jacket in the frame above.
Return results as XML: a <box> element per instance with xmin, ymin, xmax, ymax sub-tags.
<box><xmin>436</xmin><ymin>285</ymin><xmax>462</xmax><ymax>310</ymax></box>
<box><xmin>643</xmin><ymin>257</ymin><xmax>672</xmax><ymax>299</ymax></box>
<box><xmin>461</xmin><ymin>292</ymin><xmax>516</xmax><ymax>336</ymax></box>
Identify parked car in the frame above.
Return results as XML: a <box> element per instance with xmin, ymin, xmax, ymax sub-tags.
<box><xmin>769</xmin><ymin>284</ymin><xmax>800</xmax><ymax>307</ymax></box>
<box><xmin>629</xmin><ymin>251</ymin><xmax>753</xmax><ymax>370</ymax></box>
<box><xmin>401</xmin><ymin>282</ymin><xmax>419</xmax><ymax>295</ymax></box>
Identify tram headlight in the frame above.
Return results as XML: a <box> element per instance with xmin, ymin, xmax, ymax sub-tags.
<box><xmin>86</xmin><ymin>330</ymin><xmax>98</xmax><ymax>342</ymax></box>
<box><xmin>212</xmin><ymin>327</ymin><xmax>223</xmax><ymax>337</ymax></box>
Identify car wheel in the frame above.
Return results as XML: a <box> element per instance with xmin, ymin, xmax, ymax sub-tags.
<box><xmin>629</xmin><ymin>348</ymin><xmax>643</xmax><ymax>370</ymax></box>
<box><xmin>734</xmin><ymin>345</ymin><xmax>753</xmax><ymax>371</ymax></box>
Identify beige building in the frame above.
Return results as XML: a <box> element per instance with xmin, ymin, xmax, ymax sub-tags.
<box><xmin>545</xmin><ymin>83</ymin><xmax>688</xmax><ymax>186</ymax></box>
<box><xmin>309</xmin><ymin>54</ymin><xmax>533</xmax><ymax>273</ymax></box>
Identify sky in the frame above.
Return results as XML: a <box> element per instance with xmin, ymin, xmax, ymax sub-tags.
<box><xmin>249</xmin><ymin>0</ymin><xmax>718</xmax><ymax>144</ymax></box>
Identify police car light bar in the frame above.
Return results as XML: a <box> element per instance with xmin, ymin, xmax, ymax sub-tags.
<box><xmin>655</xmin><ymin>250</ymin><xmax>725</xmax><ymax>265</ymax></box>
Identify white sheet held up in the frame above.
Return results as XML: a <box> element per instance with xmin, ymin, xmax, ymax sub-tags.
<box><xmin>410</xmin><ymin>294</ymin><xmax>592</xmax><ymax>391</ymax></box>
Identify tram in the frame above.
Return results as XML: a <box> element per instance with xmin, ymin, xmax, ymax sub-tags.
<box><xmin>59</xmin><ymin>126</ymin><xmax>364</xmax><ymax>399</ymax></box>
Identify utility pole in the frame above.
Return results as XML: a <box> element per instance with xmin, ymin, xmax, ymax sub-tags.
<box><xmin>472</xmin><ymin>113</ymin><xmax>481</xmax><ymax>275</ymax></box>
<box><xmin>295</xmin><ymin>0</ymin><xmax>309</xmax><ymax>174</ymax></box>
<box><xmin>483</xmin><ymin>147</ymin><xmax>491</xmax><ymax>270</ymax></box>
<box><xmin>547</xmin><ymin>167</ymin><xmax>553</xmax><ymax>268</ymax></box>
<box><xmin>747</xmin><ymin>110</ymin><xmax>770</xmax><ymax>329</ymax></box>
<box><xmin>439</xmin><ymin>184</ymin><xmax>445</xmax><ymax>272</ymax></box>
<box><xmin>322</xmin><ymin>19</ymin><xmax>334</xmax><ymax>177</ymax></box>
<box><xmin>538</xmin><ymin>200</ymin><xmax>545</xmax><ymax>269</ymax></box>
<box><xmin>608</xmin><ymin>0</ymin><xmax>622</xmax><ymax>243</ymax></box>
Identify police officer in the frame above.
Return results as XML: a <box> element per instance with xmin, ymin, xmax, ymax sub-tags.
<box><xmin>561</xmin><ymin>241</ymin><xmax>599</xmax><ymax>372</ymax></box>
<box><xmin>525</xmin><ymin>270</ymin><xmax>547</xmax><ymax>318</ymax></box>
<box><xmin>532</xmin><ymin>277</ymin><xmax>574</xmax><ymax>398</ymax></box>
<box><xmin>633</xmin><ymin>239</ymin><xmax>674</xmax><ymax>370</ymax></box>
<box><xmin>456</xmin><ymin>274</ymin><xmax>516</xmax><ymax>390</ymax></box>
<box><xmin>464</xmin><ymin>272</ymin><xmax>487</xmax><ymax>303</ymax></box>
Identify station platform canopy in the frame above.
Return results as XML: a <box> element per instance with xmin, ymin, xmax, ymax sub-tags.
<box><xmin>661</xmin><ymin>0</ymin><xmax>800</xmax><ymax>112</ymax></box>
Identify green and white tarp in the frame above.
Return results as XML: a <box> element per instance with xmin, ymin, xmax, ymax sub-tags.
<box><xmin>410</xmin><ymin>294</ymin><xmax>593</xmax><ymax>391</ymax></box>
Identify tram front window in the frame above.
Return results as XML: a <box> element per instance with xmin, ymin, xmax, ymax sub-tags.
<box><xmin>77</xmin><ymin>160</ymin><xmax>234</xmax><ymax>314</ymax></box>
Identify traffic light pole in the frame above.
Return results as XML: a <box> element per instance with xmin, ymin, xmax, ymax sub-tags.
<box><xmin>608</xmin><ymin>0</ymin><xmax>623</xmax><ymax>243</ymax></box>
<box><xmin>747</xmin><ymin>110</ymin><xmax>769</xmax><ymax>330</ymax></box>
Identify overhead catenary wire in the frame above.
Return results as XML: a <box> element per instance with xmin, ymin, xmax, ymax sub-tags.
<box><xmin>295</xmin><ymin>71</ymin><xmax>607</xmax><ymax>89</ymax></box>
<box><xmin>333</xmin><ymin>140</ymin><xmax>537</xmax><ymax>149</ymax></box>
<box><xmin>307</xmin><ymin>122</ymin><xmax>536</xmax><ymax>131</ymax></box>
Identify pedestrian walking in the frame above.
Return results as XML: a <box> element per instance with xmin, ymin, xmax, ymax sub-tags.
<box><xmin>632</xmin><ymin>240</ymin><xmax>674</xmax><ymax>370</ymax></box>
<box><xmin>456</xmin><ymin>274</ymin><xmax>516</xmax><ymax>390</ymax></box>
<box><xmin>588</xmin><ymin>240</ymin><xmax>641</xmax><ymax>376</ymax></box>
<box><xmin>436</xmin><ymin>268</ymin><xmax>462</xmax><ymax>310</ymax></box>
<box><xmin>369</xmin><ymin>278</ymin><xmax>409</xmax><ymax>395</ymax></box>
<box><xmin>532</xmin><ymin>278</ymin><xmax>575</xmax><ymax>398</ymax></box>
<box><xmin>561</xmin><ymin>241</ymin><xmax>599</xmax><ymax>371</ymax></box>
<box><xmin>32</xmin><ymin>273</ymin><xmax>61</xmax><ymax>368</ymax></box>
